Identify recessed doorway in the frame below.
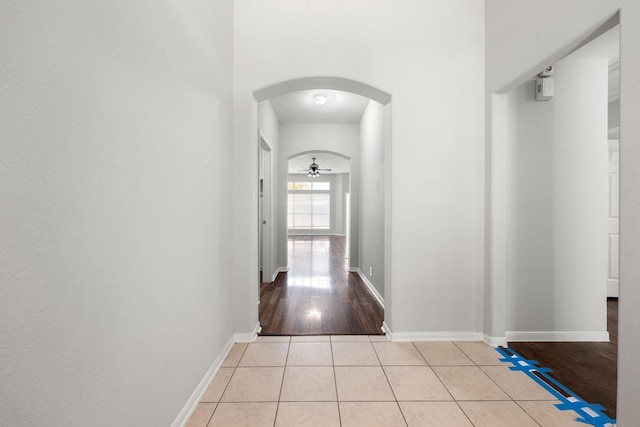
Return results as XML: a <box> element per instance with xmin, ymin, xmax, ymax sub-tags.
<box><xmin>254</xmin><ymin>79</ymin><xmax>391</xmax><ymax>336</ymax></box>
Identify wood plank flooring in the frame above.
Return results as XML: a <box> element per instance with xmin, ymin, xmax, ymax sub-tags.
<box><xmin>259</xmin><ymin>235</ymin><xmax>384</xmax><ymax>335</ymax></box>
<box><xmin>509</xmin><ymin>298</ymin><xmax>618</xmax><ymax>419</ymax></box>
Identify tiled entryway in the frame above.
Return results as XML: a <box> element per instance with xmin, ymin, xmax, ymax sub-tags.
<box><xmin>186</xmin><ymin>335</ymin><xmax>584</xmax><ymax>426</ymax></box>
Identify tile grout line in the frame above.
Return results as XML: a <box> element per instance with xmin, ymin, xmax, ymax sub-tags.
<box><xmin>204</xmin><ymin>366</ymin><xmax>232</xmax><ymax>426</ymax></box>
<box><xmin>272</xmin><ymin>338</ymin><xmax>291</xmax><ymax>427</ymax></box>
<box><xmin>330</xmin><ymin>336</ymin><xmax>343</xmax><ymax>426</ymax></box>
<box><xmin>453</xmin><ymin>343</ymin><xmax>542</xmax><ymax>426</ymax></box>
<box><xmin>456</xmin><ymin>343</ymin><xmax>508</xmax><ymax>426</ymax></box>
<box><xmin>371</xmin><ymin>338</ymin><xmax>409</xmax><ymax>427</ymax></box>
<box><xmin>477</xmin><ymin>362</ymin><xmax>555</xmax><ymax>425</ymax></box>
<box><xmin>513</xmin><ymin>400</ymin><xmax>544</xmax><ymax>427</ymax></box>
<box><xmin>414</xmin><ymin>344</ymin><xmax>475</xmax><ymax>426</ymax></box>
<box><xmin>204</xmin><ymin>343</ymin><xmax>249</xmax><ymax>426</ymax></box>
<box><xmin>423</xmin><ymin>343</ymin><xmax>493</xmax><ymax>426</ymax></box>
<box><xmin>475</xmin><ymin>354</ymin><xmax>543</xmax><ymax>426</ymax></box>
<box><xmin>410</xmin><ymin>341</ymin><xmax>429</xmax><ymax>366</ymax></box>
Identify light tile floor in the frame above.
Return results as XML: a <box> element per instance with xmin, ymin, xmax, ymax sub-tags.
<box><xmin>186</xmin><ymin>335</ymin><xmax>585</xmax><ymax>427</ymax></box>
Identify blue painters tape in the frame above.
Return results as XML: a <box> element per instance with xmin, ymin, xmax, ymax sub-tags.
<box><xmin>496</xmin><ymin>347</ymin><xmax>617</xmax><ymax>427</ymax></box>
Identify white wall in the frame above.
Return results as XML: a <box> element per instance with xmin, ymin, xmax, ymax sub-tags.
<box><xmin>359</xmin><ymin>101</ymin><xmax>386</xmax><ymax>298</ymax></box>
<box><xmin>608</xmin><ymin>100</ymin><xmax>620</xmax><ymax>129</ymax></box>
<box><xmin>340</xmin><ymin>173</ymin><xmax>350</xmax><ymax>236</ymax></box>
<box><xmin>0</xmin><ymin>1</ymin><xmax>235</xmax><ymax>426</ymax></box>
<box><xmin>505</xmin><ymin>59</ymin><xmax>608</xmax><ymax>339</ymax></box>
<box><xmin>259</xmin><ymin>101</ymin><xmax>280</xmax><ymax>146</ymax></box>
<box><xmin>334</xmin><ymin>173</ymin><xmax>345</xmax><ymax>234</ymax></box>
<box><xmin>278</xmin><ymin>124</ymin><xmax>361</xmax><ymax>269</ymax></box>
<box><xmin>486</xmin><ymin>1</ymin><xmax>640</xmax><ymax>423</ymax></box>
<box><xmin>234</xmin><ymin>0</ymin><xmax>486</xmax><ymax>337</ymax></box>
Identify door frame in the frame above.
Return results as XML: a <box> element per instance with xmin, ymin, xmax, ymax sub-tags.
<box><xmin>259</xmin><ymin>132</ymin><xmax>274</xmax><ymax>282</ymax></box>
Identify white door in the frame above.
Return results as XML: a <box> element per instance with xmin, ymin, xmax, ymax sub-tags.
<box><xmin>607</xmin><ymin>139</ymin><xmax>619</xmax><ymax>297</ymax></box>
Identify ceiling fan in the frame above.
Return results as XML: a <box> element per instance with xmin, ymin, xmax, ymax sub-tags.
<box><xmin>299</xmin><ymin>157</ymin><xmax>332</xmax><ymax>177</ymax></box>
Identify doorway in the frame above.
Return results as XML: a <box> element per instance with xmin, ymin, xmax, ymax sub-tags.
<box><xmin>260</xmin><ymin>152</ymin><xmax>385</xmax><ymax>335</ymax></box>
<box><xmin>253</xmin><ymin>79</ymin><xmax>392</xmax><ymax>335</ymax></box>
<box><xmin>500</xmin><ymin>22</ymin><xmax>620</xmax><ymax>419</ymax></box>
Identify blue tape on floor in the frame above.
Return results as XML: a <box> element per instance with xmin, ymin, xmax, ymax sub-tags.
<box><xmin>496</xmin><ymin>347</ymin><xmax>617</xmax><ymax>427</ymax></box>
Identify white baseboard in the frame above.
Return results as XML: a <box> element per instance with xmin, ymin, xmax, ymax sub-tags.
<box><xmin>385</xmin><ymin>329</ymin><xmax>484</xmax><ymax>343</ymax></box>
<box><xmin>382</xmin><ymin>321</ymin><xmax>392</xmax><ymax>338</ymax></box>
<box><xmin>234</xmin><ymin>322</ymin><xmax>262</xmax><ymax>343</ymax></box>
<box><xmin>484</xmin><ymin>334</ymin><xmax>508</xmax><ymax>348</ymax></box>
<box><xmin>353</xmin><ymin>268</ymin><xmax>385</xmax><ymax>309</ymax></box>
<box><xmin>171</xmin><ymin>335</ymin><xmax>235</xmax><ymax>427</ymax></box>
<box><xmin>506</xmin><ymin>330</ymin><xmax>610</xmax><ymax>342</ymax></box>
<box><xmin>383</xmin><ymin>324</ymin><xmax>502</xmax><ymax>346</ymax></box>
<box><xmin>271</xmin><ymin>267</ymin><xmax>289</xmax><ymax>283</ymax></box>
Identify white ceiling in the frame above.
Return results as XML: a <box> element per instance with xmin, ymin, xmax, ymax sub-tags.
<box><xmin>288</xmin><ymin>153</ymin><xmax>350</xmax><ymax>175</ymax></box>
<box><xmin>271</xmin><ymin>88</ymin><xmax>367</xmax><ymax>174</ymax></box>
<box><xmin>270</xmin><ymin>89</ymin><xmax>370</xmax><ymax>124</ymax></box>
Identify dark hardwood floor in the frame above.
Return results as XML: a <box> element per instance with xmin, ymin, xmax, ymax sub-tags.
<box><xmin>509</xmin><ymin>298</ymin><xmax>618</xmax><ymax>419</ymax></box>
<box><xmin>259</xmin><ymin>235</ymin><xmax>384</xmax><ymax>335</ymax></box>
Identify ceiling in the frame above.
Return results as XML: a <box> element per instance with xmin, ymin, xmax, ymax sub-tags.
<box><xmin>288</xmin><ymin>153</ymin><xmax>350</xmax><ymax>175</ymax></box>
<box><xmin>270</xmin><ymin>89</ymin><xmax>370</xmax><ymax>124</ymax></box>
<box><xmin>271</xmin><ymin>88</ymin><xmax>368</xmax><ymax>174</ymax></box>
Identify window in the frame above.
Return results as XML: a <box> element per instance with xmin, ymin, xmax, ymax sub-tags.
<box><xmin>288</xmin><ymin>181</ymin><xmax>330</xmax><ymax>229</ymax></box>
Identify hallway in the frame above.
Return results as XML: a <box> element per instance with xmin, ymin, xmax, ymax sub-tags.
<box><xmin>6</xmin><ymin>3</ymin><xmax>640</xmax><ymax>426</ymax></box>
<box><xmin>259</xmin><ymin>235</ymin><xmax>384</xmax><ymax>335</ymax></box>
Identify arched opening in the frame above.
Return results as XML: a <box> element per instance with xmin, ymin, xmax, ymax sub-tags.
<box><xmin>287</xmin><ymin>150</ymin><xmax>352</xmax><ymax>261</ymax></box>
<box><xmin>254</xmin><ymin>77</ymin><xmax>391</xmax><ymax>105</ymax></box>
<box><xmin>252</xmin><ymin>77</ymin><xmax>392</xmax><ymax>335</ymax></box>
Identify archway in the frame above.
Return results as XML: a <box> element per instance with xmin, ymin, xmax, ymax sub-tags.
<box><xmin>287</xmin><ymin>150</ymin><xmax>352</xmax><ymax>264</ymax></box>
<box><xmin>252</xmin><ymin>77</ymin><xmax>392</xmax><ymax>335</ymax></box>
<box><xmin>254</xmin><ymin>77</ymin><xmax>391</xmax><ymax>105</ymax></box>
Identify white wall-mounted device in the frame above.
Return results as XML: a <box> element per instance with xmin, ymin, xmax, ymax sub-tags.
<box><xmin>536</xmin><ymin>77</ymin><xmax>554</xmax><ymax>101</ymax></box>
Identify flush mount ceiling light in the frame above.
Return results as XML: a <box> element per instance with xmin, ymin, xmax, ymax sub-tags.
<box><xmin>312</xmin><ymin>94</ymin><xmax>328</xmax><ymax>106</ymax></box>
